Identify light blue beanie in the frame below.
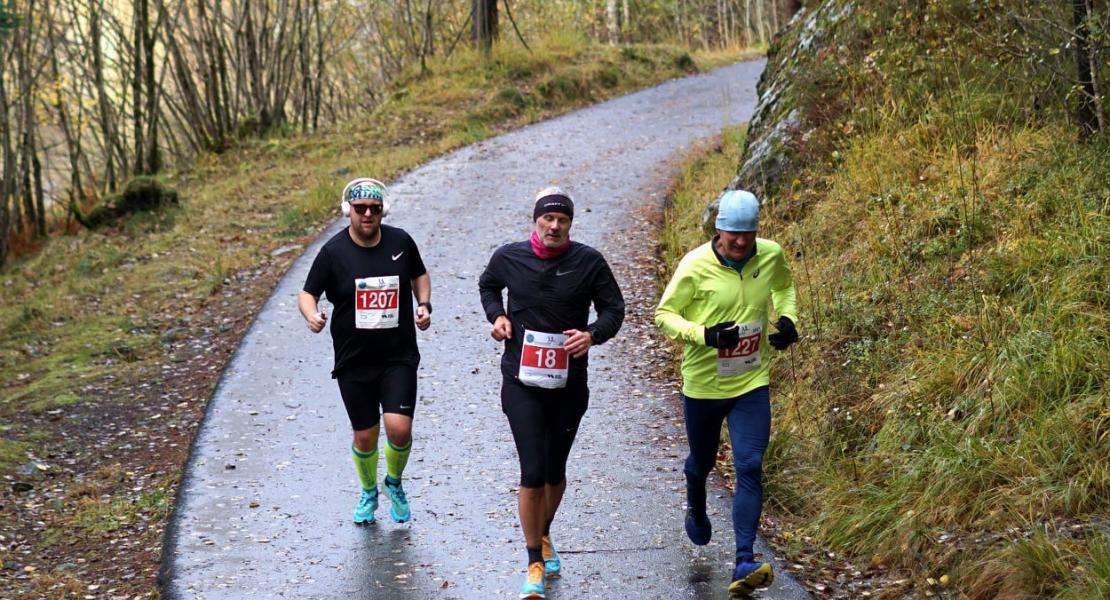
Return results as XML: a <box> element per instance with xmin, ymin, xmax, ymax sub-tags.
<box><xmin>714</xmin><ymin>190</ymin><xmax>760</xmax><ymax>232</ymax></box>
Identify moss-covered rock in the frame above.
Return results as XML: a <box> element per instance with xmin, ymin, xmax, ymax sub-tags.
<box><xmin>72</xmin><ymin>177</ymin><xmax>179</xmax><ymax>230</ymax></box>
<box><xmin>700</xmin><ymin>1</ymin><xmax>859</xmax><ymax>233</ymax></box>
<box><xmin>744</xmin><ymin>1</ymin><xmax>857</xmax><ymax>185</ymax></box>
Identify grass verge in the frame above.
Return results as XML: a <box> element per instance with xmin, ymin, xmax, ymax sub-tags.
<box><xmin>657</xmin><ymin>2</ymin><xmax>1108</xmax><ymax>597</ymax></box>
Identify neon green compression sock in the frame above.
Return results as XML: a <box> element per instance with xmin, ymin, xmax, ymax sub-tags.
<box><xmin>384</xmin><ymin>439</ymin><xmax>412</xmax><ymax>481</ymax></box>
<box><xmin>351</xmin><ymin>446</ymin><xmax>378</xmax><ymax>492</ymax></box>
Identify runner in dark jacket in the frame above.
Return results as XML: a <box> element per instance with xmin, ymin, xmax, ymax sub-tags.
<box><xmin>478</xmin><ymin>186</ymin><xmax>624</xmax><ymax>599</ymax></box>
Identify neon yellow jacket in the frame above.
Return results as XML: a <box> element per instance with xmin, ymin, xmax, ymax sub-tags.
<box><xmin>655</xmin><ymin>238</ymin><xmax>798</xmax><ymax>399</ymax></box>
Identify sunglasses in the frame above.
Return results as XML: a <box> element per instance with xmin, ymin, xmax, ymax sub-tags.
<box><xmin>350</xmin><ymin>203</ymin><xmax>383</xmax><ymax>215</ymax></box>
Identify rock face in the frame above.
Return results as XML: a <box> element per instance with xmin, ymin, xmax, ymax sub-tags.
<box><xmin>703</xmin><ymin>0</ymin><xmax>856</xmax><ymax>237</ymax></box>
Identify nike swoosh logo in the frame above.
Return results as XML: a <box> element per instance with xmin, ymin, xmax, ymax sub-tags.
<box><xmin>556</xmin><ymin>269</ymin><xmax>574</xmax><ymax>276</ymax></box>
<box><xmin>392</xmin><ymin>252</ymin><xmax>404</xmax><ymax>261</ymax></box>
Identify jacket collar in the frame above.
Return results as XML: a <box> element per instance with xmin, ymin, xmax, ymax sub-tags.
<box><xmin>710</xmin><ymin>235</ymin><xmax>758</xmax><ymax>267</ymax></box>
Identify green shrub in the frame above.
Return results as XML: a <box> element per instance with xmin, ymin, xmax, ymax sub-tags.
<box><xmin>497</xmin><ymin>86</ymin><xmax>529</xmax><ymax>109</ymax></box>
<box><xmin>596</xmin><ymin>64</ymin><xmax>621</xmax><ymax>88</ymax></box>
<box><xmin>673</xmin><ymin>52</ymin><xmax>697</xmax><ymax>72</ymax></box>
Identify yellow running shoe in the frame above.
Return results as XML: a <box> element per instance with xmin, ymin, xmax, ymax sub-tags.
<box><xmin>728</xmin><ymin>560</ymin><xmax>774</xmax><ymax>597</ymax></box>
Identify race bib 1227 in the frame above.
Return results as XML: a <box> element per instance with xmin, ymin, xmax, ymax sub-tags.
<box><xmin>717</xmin><ymin>321</ymin><xmax>762</xmax><ymax>377</ymax></box>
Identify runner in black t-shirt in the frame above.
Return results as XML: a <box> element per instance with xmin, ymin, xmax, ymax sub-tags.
<box><xmin>299</xmin><ymin>177</ymin><xmax>432</xmax><ymax>525</ymax></box>
<box><xmin>478</xmin><ymin>186</ymin><xmax>624</xmax><ymax>599</ymax></box>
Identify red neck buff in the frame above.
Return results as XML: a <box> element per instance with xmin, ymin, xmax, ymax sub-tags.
<box><xmin>530</xmin><ymin>230</ymin><xmax>570</xmax><ymax>259</ymax></box>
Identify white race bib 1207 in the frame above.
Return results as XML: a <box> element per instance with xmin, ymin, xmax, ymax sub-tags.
<box><xmin>716</xmin><ymin>321</ymin><xmax>762</xmax><ymax>377</ymax></box>
<box><xmin>354</xmin><ymin>276</ymin><xmax>400</xmax><ymax>329</ymax></box>
<box><xmin>519</xmin><ymin>329</ymin><xmax>569</xmax><ymax>389</ymax></box>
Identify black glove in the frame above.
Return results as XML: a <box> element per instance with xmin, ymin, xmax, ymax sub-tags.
<box><xmin>768</xmin><ymin>316</ymin><xmax>798</xmax><ymax>350</ymax></box>
<box><xmin>704</xmin><ymin>321</ymin><xmax>740</xmax><ymax>349</ymax></box>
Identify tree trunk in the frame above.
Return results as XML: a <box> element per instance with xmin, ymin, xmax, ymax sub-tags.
<box><xmin>17</xmin><ymin>5</ymin><xmax>36</xmax><ymax>236</ymax></box>
<box><xmin>296</xmin><ymin>0</ymin><xmax>308</xmax><ymax>131</ymax></box>
<box><xmin>18</xmin><ymin>131</ymin><xmax>32</xmax><ymax>236</ymax></box>
<box><xmin>144</xmin><ymin>0</ymin><xmax>161</xmax><ymax>173</ymax></box>
<box><xmin>472</xmin><ymin>0</ymin><xmax>497</xmax><ymax>52</ymax></box>
<box><xmin>31</xmin><ymin>134</ymin><xmax>44</xmax><ymax>237</ymax></box>
<box><xmin>49</xmin><ymin>40</ymin><xmax>85</xmax><ymax>220</ymax></box>
<box><xmin>672</xmin><ymin>0</ymin><xmax>681</xmax><ymax>45</ymax></box>
<box><xmin>1072</xmin><ymin>0</ymin><xmax>1103</xmax><ymax>141</ymax></box>
<box><xmin>744</xmin><ymin>0</ymin><xmax>753</xmax><ymax>46</ymax></box>
<box><xmin>728</xmin><ymin>0</ymin><xmax>737</xmax><ymax>46</ymax></box>
<box><xmin>243</xmin><ymin>4</ymin><xmax>265</xmax><ymax>129</ymax></box>
<box><xmin>133</xmin><ymin>0</ymin><xmax>146</xmax><ymax>174</ymax></box>
<box><xmin>719</xmin><ymin>0</ymin><xmax>726</xmax><ymax>47</ymax></box>
<box><xmin>212</xmin><ymin>0</ymin><xmax>235</xmax><ymax>143</ymax></box>
<box><xmin>420</xmin><ymin>0</ymin><xmax>433</xmax><ymax>74</ymax></box>
<box><xmin>754</xmin><ymin>0</ymin><xmax>766</xmax><ymax>45</ymax></box>
<box><xmin>0</xmin><ymin>37</ymin><xmax>10</xmax><ymax>267</ymax></box>
<box><xmin>89</xmin><ymin>0</ymin><xmax>116</xmax><ymax>191</ymax></box>
<box><xmin>312</xmin><ymin>0</ymin><xmax>324</xmax><ymax>130</ymax></box>
<box><xmin>606</xmin><ymin>0</ymin><xmax>619</xmax><ymax>45</ymax></box>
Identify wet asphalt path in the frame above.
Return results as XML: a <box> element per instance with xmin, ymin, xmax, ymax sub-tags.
<box><xmin>161</xmin><ymin>59</ymin><xmax>809</xmax><ymax>600</ymax></box>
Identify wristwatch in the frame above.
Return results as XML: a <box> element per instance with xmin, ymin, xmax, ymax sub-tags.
<box><xmin>418</xmin><ymin>301</ymin><xmax>432</xmax><ymax>314</ymax></box>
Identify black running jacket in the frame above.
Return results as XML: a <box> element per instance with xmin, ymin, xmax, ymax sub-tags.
<box><xmin>478</xmin><ymin>240</ymin><xmax>625</xmax><ymax>382</ymax></box>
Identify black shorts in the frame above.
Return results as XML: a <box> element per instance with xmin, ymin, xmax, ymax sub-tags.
<box><xmin>501</xmin><ymin>375</ymin><xmax>589</xmax><ymax>488</ymax></box>
<box><xmin>336</xmin><ymin>364</ymin><xmax>417</xmax><ymax>430</ymax></box>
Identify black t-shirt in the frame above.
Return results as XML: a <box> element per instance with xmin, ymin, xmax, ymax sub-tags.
<box><xmin>303</xmin><ymin>225</ymin><xmax>427</xmax><ymax>377</ymax></box>
<box><xmin>478</xmin><ymin>241</ymin><xmax>625</xmax><ymax>383</ymax></box>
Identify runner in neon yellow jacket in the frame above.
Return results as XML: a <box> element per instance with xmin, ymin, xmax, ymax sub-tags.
<box><xmin>654</xmin><ymin>189</ymin><xmax>799</xmax><ymax>599</ymax></box>
<box><xmin>655</xmin><ymin>234</ymin><xmax>797</xmax><ymax>399</ymax></box>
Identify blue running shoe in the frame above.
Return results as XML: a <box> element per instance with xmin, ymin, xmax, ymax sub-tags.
<box><xmin>729</xmin><ymin>561</ymin><xmax>774</xmax><ymax>597</ymax></box>
<box><xmin>685</xmin><ymin>508</ymin><xmax>712</xmax><ymax>545</ymax></box>
<box><xmin>519</xmin><ymin>562</ymin><xmax>545</xmax><ymax>599</ymax></box>
<box><xmin>541</xmin><ymin>535</ymin><xmax>560</xmax><ymax>578</ymax></box>
<box><xmin>353</xmin><ymin>487</ymin><xmax>377</xmax><ymax>524</ymax></box>
<box><xmin>383</xmin><ymin>476</ymin><xmax>411</xmax><ymax>523</ymax></box>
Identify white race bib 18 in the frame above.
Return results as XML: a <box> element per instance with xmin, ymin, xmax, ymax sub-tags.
<box><xmin>519</xmin><ymin>329</ymin><xmax>569</xmax><ymax>389</ymax></box>
<box><xmin>354</xmin><ymin>276</ymin><xmax>400</xmax><ymax>329</ymax></box>
<box><xmin>717</xmin><ymin>321</ymin><xmax>762</xmax><ymax>377</ymax></box>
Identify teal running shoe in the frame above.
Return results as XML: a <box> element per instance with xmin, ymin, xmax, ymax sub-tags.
<box><xmin>519</xmin><ymin>562</ymin><xmax>545</xmax><ymax>599</ymax></box>
<box><xmin>729</xmin><ymin>560</ymin><xmax>774</xmax><ymax>597</ymax></box>
<box><xmin>541</xmin><ymin>535</ymin><xmax>560</xmax><ymax>578</ymax></box>
<box><xmin>383</xmin><ymin>476</ymin><xmax>411</xmax><ymax>523</ymax></box>
<box><xmin>353</xmin><ymin>487</ymin><xmax>377</xmax><ymax>524</ymax></box>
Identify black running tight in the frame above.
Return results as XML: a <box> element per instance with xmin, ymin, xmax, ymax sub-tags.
<box><xmin>500</xmin><ymin>376</ymin><xmax>589</xmax><ymax>488</ymax></box>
